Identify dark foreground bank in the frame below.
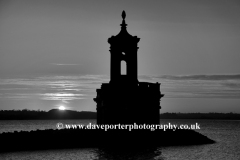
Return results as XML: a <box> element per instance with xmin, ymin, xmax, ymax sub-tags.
<box><xmin>0</xmin><ymin>128</ymin><xmax>215</xmax><ymax>153</ymax></box>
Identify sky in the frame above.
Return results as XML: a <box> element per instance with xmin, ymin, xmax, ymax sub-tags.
<box><xmin>0</xmin><ymin>0</ymin><xmax>240</xmax><ymax>113</ymax></box>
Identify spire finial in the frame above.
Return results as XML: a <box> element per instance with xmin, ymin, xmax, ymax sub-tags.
<box><xmin>122</xmin><ymin>10</ymin><xmax>126</xmax><ymax>20</ymax></box>
<box><xmin>121</xmin><ymin>10</ymin><xmax>127</xmax><ymax>28</ymax></box>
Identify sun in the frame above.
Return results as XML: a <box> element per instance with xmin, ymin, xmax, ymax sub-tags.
<box><xmin>58</xmin><ymin>106</ymin><xmax>66</xmax><ymax>110</ymax></box>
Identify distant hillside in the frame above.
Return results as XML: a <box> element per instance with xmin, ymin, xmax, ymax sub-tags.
<box><xmin>0</xmin><ymin>109</ymin><xmax>240</xmax><ymax>120</ymax></box>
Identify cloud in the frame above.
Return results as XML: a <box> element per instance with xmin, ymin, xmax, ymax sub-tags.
<box><xmin>222</xmin><ymin>82</ymin><xmax>240</xmax><ymax>89</ymax></box>
<box><xmin>138</xmin><ymin>74</ymin><xmax>240</xmax><ymax>99</ymax></box>
<box><xmin>0</xmin><ymin>74</ymin><xmax>239</xmax><ymax>101</ymax></box>
<box><xmin>156</xmin><ymin>74</ymin><xmax>240</xmax><ymax>81</ymax></box>
<box><xmin>0</xmin><ymin>75</ymin><xmax>109</xmax><ymax>103</ymax></box>
<box><xmin>0</xmin><ymin>93</ymin><xmax>37</xmax><ymax>100</ymax></box>
<box><xmin>40</xmin><ymin>92</ymin><xmax>86</xmax><ymax>101</ymax></box>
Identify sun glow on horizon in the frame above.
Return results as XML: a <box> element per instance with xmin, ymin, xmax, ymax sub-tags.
<box><xmin>58</xmin><ymin>106</ymin><xmax>66</xmax><ymax>110</ymax></box>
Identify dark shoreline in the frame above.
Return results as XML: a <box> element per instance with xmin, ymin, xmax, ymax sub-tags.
<box><xmin>0</xmin><ymin>128</ymin><xmax>215</xmax><ymax>153</ymax></box>
<box><xmin>1</xmin><ymin>109</ymin><xmax>240</xmax><ymax>120</ymax></box>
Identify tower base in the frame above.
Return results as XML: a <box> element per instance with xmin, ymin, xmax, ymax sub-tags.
<box><xmin>94</xmin><ymin>81</ymin><xmax>164</xmax><ymax>125</ymax></box>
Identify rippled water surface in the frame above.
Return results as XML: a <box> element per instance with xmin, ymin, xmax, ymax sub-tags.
<box><xmin>0</xmin><ymin>119</ymin><xmax>240</xmax><ymax>160</ymax></box>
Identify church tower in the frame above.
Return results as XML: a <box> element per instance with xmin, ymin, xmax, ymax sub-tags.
<box><xmin>94</xmin><ymin>11</ymin><xmax>164</xmax><ymax>125</ymax></box>
<box><xmin>108</xmin><ymin>11</ymin><xmax>140</xmax><ymax>85</ymax></box>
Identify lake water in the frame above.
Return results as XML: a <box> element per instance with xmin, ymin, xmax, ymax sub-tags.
<box><xmin>0</xmin><ymin>119</ymin><xmax>240</xmax><ymax>160</ymax></box>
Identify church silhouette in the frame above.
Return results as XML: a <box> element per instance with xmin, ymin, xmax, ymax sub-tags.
<box><xmin>0</xmin><ymin>11</ymin><xmax>215</xmax><ymax>153</ymax></box>
<box><xmin>94</xmin><ymin>11</ymin><xmax>164</xmax><ymax>125</ymax></box>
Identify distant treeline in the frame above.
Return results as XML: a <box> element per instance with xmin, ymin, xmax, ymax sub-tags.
<box><xmin>0</xmin><ymin>109</ymin><xmax>240</xmax><ymax>120</ymax></box>
<box><xmin>160</xmin><ymin>112</ymin><xmax>240</xmax><ymax>120</ymax></box>
<box><xmin>0</xmin><ymin>109</ymin><xmax>96</xmax><ymax>120</ymax></box>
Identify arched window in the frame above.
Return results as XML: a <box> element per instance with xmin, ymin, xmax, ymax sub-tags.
<box><xmin>121</xmin><ymin>60</ymin><xmax>126</xmax><ymax>75</ymax></box>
